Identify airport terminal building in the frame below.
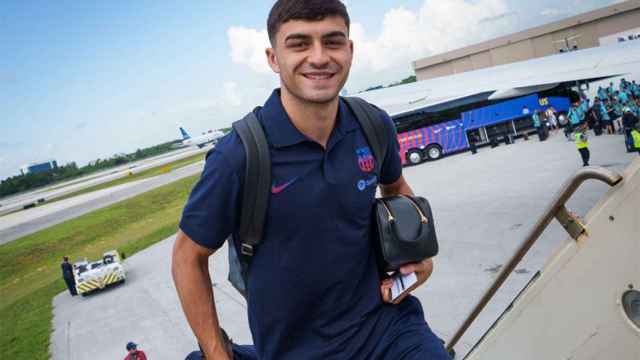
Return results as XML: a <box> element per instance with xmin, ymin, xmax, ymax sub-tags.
<box><xmin>20</xmin><ymin>160</ymin><xmax>58</xmax><ymax>175</ymax></box>
<box><xmin>413</xmin><ymin>0</ymin><xmax>640</xmax><ymax>81</ymax></box>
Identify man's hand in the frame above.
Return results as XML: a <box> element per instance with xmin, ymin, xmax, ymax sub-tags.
<box><xmin>380</xmin><ymin>258</ymin><xmax>434</xmax><ymax>304</ymax></box>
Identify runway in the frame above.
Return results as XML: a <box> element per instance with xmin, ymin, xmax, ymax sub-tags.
<box><xmin>0</xmin><ymin>161</ymin><xmax>204</xmax><ymax>245</ymax></box>
<box><xmin>0</xmin><ymin>146</ymin><xmax>208</xmax><ymax>217</ymax></box>
<box><xmin>50</xmin><ymin>132</ymin><xmax>637</xmax><ymax>359</ymax></box>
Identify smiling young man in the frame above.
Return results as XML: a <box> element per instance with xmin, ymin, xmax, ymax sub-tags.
<box><xmin>172</xmin><ymin>1</ymin><xmax>450</xmax><ymax>359</ymax></box>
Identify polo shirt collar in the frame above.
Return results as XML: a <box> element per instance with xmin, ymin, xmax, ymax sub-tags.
<box><xmin>260</xmin><ymin>89</ymin><xmax>360</xmax><ymax>148</ymax></box>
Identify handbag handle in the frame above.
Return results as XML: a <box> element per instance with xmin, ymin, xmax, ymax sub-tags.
<box><xmin>379</xmin><ymin>196</ymin><xmax>429</xmax><ymax>224</ymax></box>
<box><xmin>399</xmin><ymin>195</ymin><xmax>429</xmax><ymax>224</ymax></box>
<box><xmin>379</xmin><ymin>196</ymin><xmax>430</xmax><ymax>243</ymax></box>
<box><xmin>379</xmin><ymin>199</ymin><xmax>395</xmax><ymax>222</ymax></box>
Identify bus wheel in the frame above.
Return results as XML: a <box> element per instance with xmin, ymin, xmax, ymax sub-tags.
<box><xmin>407</xmin><ymin>150</ymin><xmax>423</xmax><ymax>165</ymax></box>
<box><xmin>426</xmin><ymin>145</ymin><xmax>442</xmax><ymax>160</ymax></box>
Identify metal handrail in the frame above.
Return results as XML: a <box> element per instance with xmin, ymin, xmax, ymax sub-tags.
<box><xmin>445</xmin><ymin>166</ymin><xmax>623</xmax><ymax>355</ymax></box>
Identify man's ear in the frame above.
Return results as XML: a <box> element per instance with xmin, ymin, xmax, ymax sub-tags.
<box><xmin>265</xmin><ymin>47</ymin><xmax>280</xmax><ymax>74</ymax></box>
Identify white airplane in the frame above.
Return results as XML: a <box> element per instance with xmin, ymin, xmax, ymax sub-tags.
<box><xmin>179</xmin><ymin>127</ymin><xmax>225</xmax><ymax>148</ymax></box>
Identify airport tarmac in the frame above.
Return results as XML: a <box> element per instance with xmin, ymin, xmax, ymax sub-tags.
<box><xmin>0</xmin><ymin>161</ymin><xmax>204</xmax><ymax>245</ymax></box>
<box><xmin>51</xmin><ymin>132</ymin><xmax>637</xmax><ymax>359</ymax></box>
<box><xmin>0</xmin><ymin>146</ymin><xmax>208</xmax><ymax>217</ymax></box>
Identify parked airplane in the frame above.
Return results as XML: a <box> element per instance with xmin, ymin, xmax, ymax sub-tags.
<box><xmin>179</xmin><ymin>127</ymin><xmax>224</xmax><ymax>148</ymax></box>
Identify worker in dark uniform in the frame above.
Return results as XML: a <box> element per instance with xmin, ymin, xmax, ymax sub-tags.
<box><xmin>61</xmin><ymin>256</ymin><xmax>77</xmax><ymax>296</ymax></box>
<box><xmin>469</xmin><ymin>132</ymin><xmax>479</xmax><ymax>154</ymax></box>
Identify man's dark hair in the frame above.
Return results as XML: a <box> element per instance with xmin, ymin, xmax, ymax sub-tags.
<box><xmin>267</xmin><ymin>0</ymin><xmax>350</xmax><ymax>45</ymax></box>
<box><xmin>567</xmin><ymin>89</ymin><xmax>580</xmax><ymax>104</ymax></box>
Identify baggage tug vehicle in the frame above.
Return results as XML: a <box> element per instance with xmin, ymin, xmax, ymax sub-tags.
<box><xmin>73</xmin><ymin>250</ymin><xmax>126</xmax><ymax>296</ymax></box>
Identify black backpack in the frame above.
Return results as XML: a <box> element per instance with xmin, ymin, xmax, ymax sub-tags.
<box><xmin>228</xmin><ymin>97</ymin><xmax>389</xmax><ymax>300</ymax></box>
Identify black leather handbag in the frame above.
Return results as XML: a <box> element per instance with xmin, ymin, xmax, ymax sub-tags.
<box><xmin>373</xmin><ymin>195</ymin><xmax>438</xmax><ymax>271</ymax></box>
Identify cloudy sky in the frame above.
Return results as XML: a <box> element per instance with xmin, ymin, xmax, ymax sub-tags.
<box><xmin>0</xmin><ymin>0</ymin><xmax>619</xmax><ymax>180</ymax></box>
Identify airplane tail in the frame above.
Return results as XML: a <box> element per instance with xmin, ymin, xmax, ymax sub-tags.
<box><xmin>179</xmin><ymin>127</ymin><xmax>191</xmax><ymax>140</ymax></box>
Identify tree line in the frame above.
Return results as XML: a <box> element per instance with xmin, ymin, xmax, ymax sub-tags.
<box><xmin>0</xmin><ymin>141</ymin><xmax>179</xmax><ymax>198</ymax></box>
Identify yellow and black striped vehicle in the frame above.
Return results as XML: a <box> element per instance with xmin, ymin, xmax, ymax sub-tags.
<box><xmin>73</xmin><ymin>250</ymin><xmax>126</xmax><ymax>296</ymax></box>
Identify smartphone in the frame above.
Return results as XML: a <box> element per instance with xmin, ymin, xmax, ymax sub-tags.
<box><xmin>390</xmin><ymin>271</ymin><xmax>418</xmax><ymax>303</ymax></box>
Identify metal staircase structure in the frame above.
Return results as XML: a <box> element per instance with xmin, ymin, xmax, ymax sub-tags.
<box><xmin>448</xmin><ymin>159</ymin><xmax>640</xmax><ymax>359</ymax></box>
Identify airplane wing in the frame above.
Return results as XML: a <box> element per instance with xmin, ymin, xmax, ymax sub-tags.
<box><xmin>355</xmin><ymin>40</ymin><xmax>640</xmax><ymax>118</ymax></box>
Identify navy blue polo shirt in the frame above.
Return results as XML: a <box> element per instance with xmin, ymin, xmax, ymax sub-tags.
<box><xmin>180</xmin><ymin>90</ymin><xmax>437</xmax><ymax>360</ymax></box>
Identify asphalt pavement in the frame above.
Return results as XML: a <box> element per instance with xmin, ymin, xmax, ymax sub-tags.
<box><xmin>0</xmin><ymin>161</ymin><xmax>204</xmax><ymax>244</ymax></box>
<box><xmin>50</xmin><ymin>132</ymin><xmax>638</xmax><ymax>359</ymax></box>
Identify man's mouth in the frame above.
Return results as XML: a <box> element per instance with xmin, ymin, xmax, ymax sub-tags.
<box><xmin>303</xmin><ymin>72</ymin><xmax>335</xmax><ymax>80</ymax></box>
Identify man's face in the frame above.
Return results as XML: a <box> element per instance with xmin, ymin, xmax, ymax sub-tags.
<box><xmin>265</xmin><ymin>16</ymin><xmax>353</xmax><ymax>104</ymax></box>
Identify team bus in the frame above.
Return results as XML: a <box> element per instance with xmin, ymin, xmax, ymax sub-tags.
<box><xmin>393</xmin><ymin>92</ymin><xmax>571</xmax><ymax>165</ymax></box>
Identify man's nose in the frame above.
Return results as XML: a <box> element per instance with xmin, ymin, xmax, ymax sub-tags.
<box><xmin>308</xmin><ymin>42</ymin><xmax>330</xmax><ymax>67</ymax></box>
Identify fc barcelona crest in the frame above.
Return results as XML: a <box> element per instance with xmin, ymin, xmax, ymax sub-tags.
<box><xmin>356</xmin><ymin>147</ymin><xmax>375</xmax><ymax>173</ymax></box>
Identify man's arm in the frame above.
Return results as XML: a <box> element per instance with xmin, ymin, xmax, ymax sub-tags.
<box><xmin>172</xmin><ymin>230</ymin><xmax>231</xmax><ymax>360</ymax></box>
<box><xmin>380</xmin><ymin>174</ymin><xmax>413</xmax><ymax>197</ymax></box>
<box><xmin>379</xmin><ymin>175</ymin><xmax>434</xmax><ymax>304</ymax></box>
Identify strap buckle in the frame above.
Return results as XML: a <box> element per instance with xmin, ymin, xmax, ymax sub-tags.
<box><xmin>241</xmin><ymin>244</ymin><xmax>254</xmax><ymax>256</ymax></box>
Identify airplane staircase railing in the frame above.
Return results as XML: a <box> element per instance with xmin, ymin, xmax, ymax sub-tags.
<box><xmin>445</xmin><ymin>166</ymin><xmax>623</xmax><ymax>356</ymax></box>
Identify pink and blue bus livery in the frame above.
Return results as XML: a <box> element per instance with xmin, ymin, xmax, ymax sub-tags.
<box><xmin>397</xmin><ymin>119</ymin><xmax>467</xmax><ymax>165</ymax></box>
<box><xmin>395</xmin><ymin>94</ymin><xmax>570</xmax><ymax>165</ymax></box>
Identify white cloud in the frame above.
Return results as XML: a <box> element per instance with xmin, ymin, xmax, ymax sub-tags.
<box><xmin>479</xmin><ymin>10</ymin><xmax>519</xmax><ymax>24</ymax></box>
<box><xmin>223</xmin><ymin>81</ymin><xmax>243</xmax><ymax>107</ymax></box>
<box><xmin>351</xmin><ymin>0</ymin><xmax>514</xmax><ymax>73</ymax></box>
<box><xmin>227</xmin><ymin>26</ymin><xmax>271</xmax><ymax>74</ymax></box>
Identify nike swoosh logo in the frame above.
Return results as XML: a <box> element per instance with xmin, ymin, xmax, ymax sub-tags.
<box><xmin>271</xmin><ymin>177</ymin><xmax>299</xmax><ymax>194</ymax></box>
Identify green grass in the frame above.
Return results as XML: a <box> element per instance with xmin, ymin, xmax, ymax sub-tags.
<box><xmin>0</xmin><ymin>174</ymin><xmax>200</xmax><ymax>358</ymax></box>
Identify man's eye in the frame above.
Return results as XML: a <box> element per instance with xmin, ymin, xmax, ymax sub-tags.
<box><xmin>288</xmin><ymin>41</ymin><xmax>307</xmax><ymax>49</ymax></box>
<box><xmin>325</xmin><ymin>40</ymin><xmax>344</xmax><ymax>48</ymax></box>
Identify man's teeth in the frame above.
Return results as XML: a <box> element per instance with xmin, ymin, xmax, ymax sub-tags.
<box><xmin>306</xmin><ymin>74</ymin><xmax>332</xmax><ymax>80</ymax></box>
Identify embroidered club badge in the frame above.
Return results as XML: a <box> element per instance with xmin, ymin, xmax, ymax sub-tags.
<box><xmin>356</xmin><ymin>147</ymin><xmax>375</xmax><ymax>173</ymax></box>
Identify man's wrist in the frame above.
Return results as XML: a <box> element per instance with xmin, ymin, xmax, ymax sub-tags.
<box><xmin>205</xmin><ymin>342</ymin><xmax>231</xmax><ymax>359</ymax></box>
<box><xmin>204</xmin><ymin>330</ymin><xmax>233</xmax><ymax>359</ymax></box>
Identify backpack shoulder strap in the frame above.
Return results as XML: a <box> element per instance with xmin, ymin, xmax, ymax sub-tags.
<box><xmin>232</xmin><ymin>108</ymin><xmax>271</xmax><ymax>256</ymax></box>
<box><xmin>343</xmin><ymin>97</ymin><xmax>388</xmax><ymax>174</ymax></box>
